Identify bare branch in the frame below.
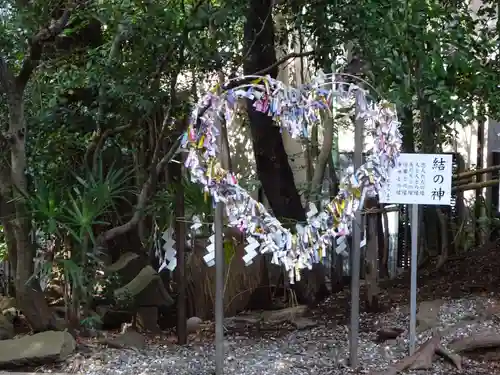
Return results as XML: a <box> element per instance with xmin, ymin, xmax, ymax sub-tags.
<box><xmin>91</xmin><ymin>124</ymin><xmax>133</xmax><ymax>170</ymax></box>
<box><xmin>224</xmin><ymin>51</ymin><xmax>315</xmax><ymax>91</ymax></box>
<box><xmin>253</xmin><ymin>50</ymin><xmax>315</xmax><ymax>76</ymax></box>
<box><xmin>239</xmin><ymin>6</ymin><xmax>273</xmax><ymax>66</ymax></box>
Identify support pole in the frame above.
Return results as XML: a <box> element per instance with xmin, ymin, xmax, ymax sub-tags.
<box><xmin>214</xmin><ymin>115</ymin><xmax>225</xmax><ymax>374</ymax></box>
<box><xmin>409</xmin><ymin>204</ymin><xmax>419</xmax><ymax>355</ymax></box>
<box><xmin>349</xmin><ymin>96</ymin><xmax>363</xmax><ymax>367</ymax></box>
<box><xmin>175</xmin><ymin>155</ymin><xmax>187</xmax><ymax>345</ymax></box>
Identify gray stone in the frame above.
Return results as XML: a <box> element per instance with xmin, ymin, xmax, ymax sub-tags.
<box><xmin>225</xmin><ymin>314</ymin><xmax>261</xmax><ymax>326</ymax></box>
<box><xmin>104</xmin><ymin>330</ymin><xmax>146</xmax><ymax>350</ymax></box>
<box><xmin>417</xmin><ymin>299</ymin><xmax>443</xmax><ymax>332</ymax></box>
<box><xmin>0</xmin><ymin>314</ymin><xmax>14</xmax><ymax>340</ymax></box>
<box><xmin>262</xmin><ymin>305</ymin><xmax>308</xmax><ymax>323</ymax></box>
<box><xmin>292</xmin><ymin>317</ymin><xmax>317</xmax><ymax>330</ymax></box>
<box><xmin>187</xmin><ymin>316</ymin><xmax>203</xmax><ymax>333</ymax></box>
<box><xmin>0</xmin><ymin>331</ymin><xmax>75</xmax><ymax>367</ymax></box>
<box><xmin>0</xmin><ymin>296</ymin><xmax>15</xmax><ymax>312</ymax></box>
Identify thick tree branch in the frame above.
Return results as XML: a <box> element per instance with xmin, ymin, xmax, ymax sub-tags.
<box><xmin>95</xmin><ymin>21</ymin><xmax>190</xmax><ymax>250</ymax></box>
<box><xmin>91</xmin><ymin>124</ymin><xmax>133</xmax><ymax>169</ymax></box>
<box><xmin>0</xmin><ymin>56</ymin><xmax>16</xmax><ymax>93</ymax></box>
<box><xmin>98</xmin><ymin>136</ymin><xmax>182</xmax><ymax>245</ymax></box>
<box><xmin>253</xmin><ymin>50</ymin><xmax>315</xmax><ymax>76</ymax></box>
<box><xmin>96</xmin><ymin>23</ymin><xmax>128</xmax><ymax>135</ymax></box>
<box><xmin>16</xmin><ymin>3</ymin><xmax>77</xmax><ymax>90</ymax></box>
<box><xmin>309</xmin><ymin>115</ymin><xmax>334</xmax><ymax>201</ymax></box>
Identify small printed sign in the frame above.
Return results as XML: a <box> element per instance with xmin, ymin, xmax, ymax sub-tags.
<box><xmin>379</xmin><ymin>153</ymin><xmax>452</xmax><ymax>206</ymax></box>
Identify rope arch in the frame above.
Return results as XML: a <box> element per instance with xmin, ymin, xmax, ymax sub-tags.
<box><xmin>179</xmin><ymin>72</ymin><xmax>402</xmax><ymax>282</ymax></box>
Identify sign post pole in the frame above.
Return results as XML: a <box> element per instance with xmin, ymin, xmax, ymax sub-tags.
<box><xmin>214</xmin><ymin>115</ymin><xmax>225</xmax><ymax>375</ymax></box>
<box><xmin>349</xmin><ymin>98</ymin><xmax>363</xmax><ymax>367</ymax></box>
<box><xmin>409</xmin><ymin>204</ymin><xmax>419</xmax><ymax>355</ymax></box>
<box><xmin>380</xmin><ymin>153</ymin><xmax>453</xmax><ymax>356</ymax></box>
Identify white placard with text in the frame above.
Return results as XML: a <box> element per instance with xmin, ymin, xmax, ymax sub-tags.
<box><xmin>379</xmin><ymin>153</ymin><xmax>452</xmax><ymax>206</ymax></box>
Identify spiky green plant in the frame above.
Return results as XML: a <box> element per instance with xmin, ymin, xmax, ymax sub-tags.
<box><xmin>27</xmin><ymin>160</ymin><xmax>135</xmax><ymax>312</ymax></box>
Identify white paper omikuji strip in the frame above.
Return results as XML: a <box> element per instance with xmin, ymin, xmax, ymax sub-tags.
<box><xmin>159</xmin><ymin>227</ymin><xmax>177</xmax><ymax>272</ymax></box>
<box><xmin>243</xmin><ymin>236</ymin><xmax>259</xmax><ymax>265</ymax></box>
<box><xmin>187</xmin><ymin>215</ymin><xmax>203</xmax><ymax>246</ymax></box>
<box><xmin>188</xmin><ymin>215</ymin><xmax>202</xmax><ymax>240</ymax></box>
<box><xmin>335</xmin><ymin>236</ymin><xmax>348</xmax><ymax>255</ymax></box>
<box><xmin>191</xmin><ymin>215</ymin><xmax>202</xmax><ymax>231</ymax></box>
<box><xmin>203</xmin><ymin>234</ymin><xmax>216</xmax><ymax>266</ymax></box>
<box><xmin>203</xmin><ymin>224</ymin><xmax>227</xmax><ymax>266</ymax></box>
<box><xmin>360</xmin><ymin>230</ymin><xmax>367</xmax><ymax>248</ymax></box>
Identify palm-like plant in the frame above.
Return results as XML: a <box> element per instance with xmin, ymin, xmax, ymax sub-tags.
<box><xmin>27</xmin><ymin>160</ymin><xmax>135</xmax><ymax>320</ymax></box>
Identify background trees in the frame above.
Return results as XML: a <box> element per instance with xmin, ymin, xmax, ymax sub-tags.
<box><xmin>0</xmin><ymin>0</ymin><xmax>499</xmax><ymax>331</ymax></box>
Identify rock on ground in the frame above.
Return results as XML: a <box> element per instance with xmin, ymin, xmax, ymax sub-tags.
<box><xmin>0</xmin><ymin>330</ymin><xmax>75</xmax><ymax>368</ymax></box>
<box><xmin>187</xmin><ymin>317</ymin><xmax>203</xmax><ymax>333</ymax></box>
<box><xmin>0</xmin><ymin>296</ymin><xmax>16</xmax><ymax>312</ymax></box>
<box><xmin>417</xmin><ymin>299</ymin><xmax>443</xmax><ymax>332</ymax></box>
<box><xmin>0</xmin><ymin>314</ymin><xmax>14</xmax><ymax>340</ymax></box>
<box><xmin>101</xmin><ymin>330</ymin><xmax>146</xmax><ymax>350</ymax></box>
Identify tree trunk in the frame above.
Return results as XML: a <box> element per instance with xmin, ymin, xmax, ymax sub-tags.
<box><xmin>475</xmin><ymin>107</ymin><xmax>486</xmax><ymax>246</ymax></box>
<box><xmin>243</xmin><ymin>0</ymin><xmax>327</xmax><ymax>304</ymax></box>
<box><xmin>243</xmin><ymin>0</ymin><xmax>304</xmax><ymax>223</ymax></box>
<box><xmin>365</xmin><ymin>199</ymin><xmax>380</xmax><ymax>311</ymax></box>
<box><xmin>8</xmin><ymin>92</ymin><xmax>55</xmax><ymax>331</ymax></box>
<box><xmin>418</xmin><ymin>95</ymin><xmax>439</xmax><ymax>259</ymax></box>
<box><xmin>378</xmin><ymin>207</ymin><xmax>389</xmax><ymax>279</ymax></box>
<box><xmin>0</xmin><ymin>9</ymin><xmax>76</xmax><ymax>331</ymax></box>
<box><xmin>0</xmin><ymin>196</ymin><xmax>17</xmax><ymax>270</ymax></box>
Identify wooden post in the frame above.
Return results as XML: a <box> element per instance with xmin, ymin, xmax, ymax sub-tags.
<box><xmin>475</xmin><ymin>111</ymin><xmax>485</xmax><ymax>246</ymax></box>
<box><xmin>175</xmin><ymin>154</ymin><xmax>187</xmax><ymax>345</ymax></box>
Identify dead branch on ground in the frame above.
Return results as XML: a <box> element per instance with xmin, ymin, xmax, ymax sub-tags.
<box><xmin>371</xmin><ymin>332</ymin><xmax>461</xmax><ymax>375</ymax></box>
<box><xmin>448</xmin><ymin>332</ymin><xmax>500</xmax><ymax>353</ymax></box>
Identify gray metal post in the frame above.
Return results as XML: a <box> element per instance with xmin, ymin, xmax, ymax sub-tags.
<box><xmin>214</xmin><ymin>115</ymin><xmax>225</xmax><ymax>374</ymax></box>
<box><xmin>349</xmin><ymin>97</ymin><xmax>363</xmax><ymax>367</ymax></box>
<box><xmin>409</xmin><ymin>204</ymin><xmax>419</xmax><ymax>355</ymax></box>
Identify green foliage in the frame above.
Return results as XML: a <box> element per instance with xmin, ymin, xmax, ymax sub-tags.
<box><xmin>290</xmin><ymin>0</ymin><xmax>500</xmax><ymax>151</ymax></box>
<box><xmin>154</xmin><ymin>175</ymin><xmax>213</xmax><ymax>230</ymax></box>
<box><xmin>1</xmin><ymin>0</ymin><xmax>499</xmax><ymax>325</ymax></box>
<box><xmin>0</xmin><ymin>225</ymin><xmax>7</xmax><ymax>262</ymax></box>
<box><xmin>28</xmin><ymin>163</ymin><xmax>134</xmax><ymax>304</ymax></box>
<box><xmin>64</xmin><ymin>162</ymin><xmax>134</xmax><ymax>244</ymax></box>
<box><xmin>113</xmin><ymin>288</ymin><xmax>135</xmax><ymax>310</ymax></box>
<box><xmin>224</xmin><ymin>238</ymin><xmax>236</xmax><ymax>265</ymax></box>
<box><xmin>80</xmin><ymin>314</ymin><xmax>103</xmax><ymax>330</ymax></box>
<box><xmin>97</xmin><ymin>272</ymin><xmax>124</xmax><ymax>303</ymax></box>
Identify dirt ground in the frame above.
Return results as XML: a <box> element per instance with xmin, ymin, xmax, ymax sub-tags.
<box><xmin>10</xmin><ymin>243</ymin><xmax>500</xmax><ymax>374</ymax></box>
<box><xmin>314</xmin><ymin>242</ymin><xmax>500</xmax><ymax>321</ymax></box>
<box><xmin>307</xmin><ymin>242</ymin><xmax>500</xmax><ymax>374</ymax></box>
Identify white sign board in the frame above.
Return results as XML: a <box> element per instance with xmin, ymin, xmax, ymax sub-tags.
<box><xmin>380</xmin><ymin>153</ymin><xmax>452</xmax><ymax>205</ymax></box>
